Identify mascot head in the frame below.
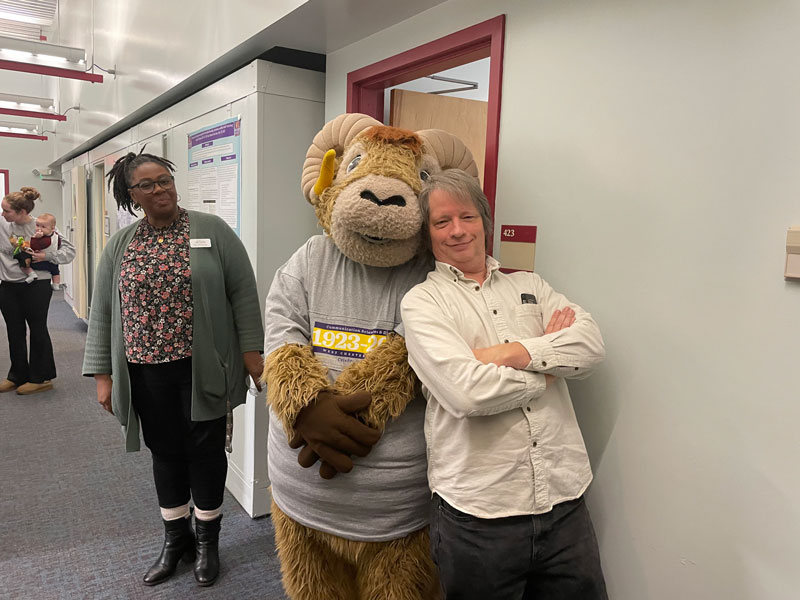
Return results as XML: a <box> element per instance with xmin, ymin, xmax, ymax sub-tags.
<box><xmin>301</xmin><ymin>113</ymin><xmax>478</xmax><ymax>267</ymax></box>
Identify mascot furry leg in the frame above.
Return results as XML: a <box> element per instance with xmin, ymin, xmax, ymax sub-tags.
<box><xmin>272</xmin><ymin>501</ymin><xmax>437</xmax><ymax>600</ymax></box>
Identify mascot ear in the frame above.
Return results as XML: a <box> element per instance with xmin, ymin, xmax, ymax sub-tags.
<box><xmin>301</xmin><ymin>113</ymin><xmax>382</xmax><ymax>205</ymax></box>
<box><xmin>417</xmin><ymin>129</ymin><xmax>479</xmax><ymax>178</ymax></box>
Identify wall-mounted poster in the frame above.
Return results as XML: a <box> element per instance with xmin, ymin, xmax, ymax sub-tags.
<box><xmin>187</xmin><ymin>117</ymin><xmax>242</xmax><ymax>235</ymax></box>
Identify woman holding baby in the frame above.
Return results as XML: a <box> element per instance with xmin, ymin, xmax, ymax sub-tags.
<box><xmin>0</xmin><ymin>186</ymin><xmax>76</xmax><ymax>395</ymax></box>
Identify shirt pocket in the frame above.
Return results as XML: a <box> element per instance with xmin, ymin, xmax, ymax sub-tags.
<box><xmin>515</xmin><ymin>304</ymin><xmax>544</xmax><ymax>338</ymax></box>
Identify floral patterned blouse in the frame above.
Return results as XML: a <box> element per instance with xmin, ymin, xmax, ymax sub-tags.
<box><xmin>119</xmin><ymin>209</ymin><xmax>193</xmax><ymax>363</ymax></box>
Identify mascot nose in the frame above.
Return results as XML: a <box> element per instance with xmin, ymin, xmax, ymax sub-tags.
<box><xmin>360</xmin><ymin>190</ymin><xmax>406</xmax><ymax>207</ymax></box>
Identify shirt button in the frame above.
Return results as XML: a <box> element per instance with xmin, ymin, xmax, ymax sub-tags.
<box><xmin>492</xmin><ymin>309</ymin><xmax>497</xmax><ymax>315</ymax></box>
<box><xmin>532</xmin><ymin>441</ymin><xmax>538</xmax><ymax>447</ymax></box>
<box><xmin>526</xmin><ymin>406</ymin><xmax>531</xmax><ymax>412</ymax></box>
<box><xmin>541</xmin><ymin>361</ymin><xmax>547</xmax><ymax>367</ymax></box>
<box><xmin>504</xmin><ymin>339</ymin><xmax>509</xmax><ymax>343</ymax></box>
<box><xmin>474</xmin><ymin>286</ymin><xmax>480</xmax><ymax>291</ymax></box>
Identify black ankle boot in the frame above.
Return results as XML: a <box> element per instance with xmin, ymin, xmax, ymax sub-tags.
<box><xmin>194</xmin><ymin>515</ymin><xmax>222</xmax><ymax>586</ymax></box>
<box><xmin>142</xmin><ymin>516</ymin><xmax>196</xmax><ymax>586</ymax></box>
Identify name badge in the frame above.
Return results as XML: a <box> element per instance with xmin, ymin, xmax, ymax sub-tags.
<box><xmin>190</xmin><ymin>238</ymin><xmax>211</xmax><ymax>248</ymax></box>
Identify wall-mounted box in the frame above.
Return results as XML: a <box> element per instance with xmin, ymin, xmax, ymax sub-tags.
<box><xmin>786</xmin><ymin>226</ymin><xmax>800</xmax><ymax>279</ymax></box>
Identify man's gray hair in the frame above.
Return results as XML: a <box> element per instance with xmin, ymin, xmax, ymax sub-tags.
<box><xmin>418</xmin><ymin>169</ymin><xmax>492</xmax><ymax>249</ymax></box>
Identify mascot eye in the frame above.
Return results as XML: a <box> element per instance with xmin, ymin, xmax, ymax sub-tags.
<box><xmin>420</xmin><ymin>170</ymin><xmax>430</xmax><ymax>181</ymax></box>
<box><xmin>346</xmin><ymin>155</ymin><xmax>362</xmax><ymax>173</ymax></box>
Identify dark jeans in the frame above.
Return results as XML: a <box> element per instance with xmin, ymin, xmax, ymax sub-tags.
<box><xmin>430</xmin><ymin>494</ymin><xmax>608</xmax><ymax>600</ymax></box>
<box><xmin>0</xmin><ymin>280</ymin><xmax>55</xmax><ymax>384</ymax></box>
<box><xmin>128</xmin><ymin>358</ymin><xmax>228</xmax><ymax>510</ymax></box>
<box><xmin>30</xmin><ymin>261</ymin><xmax>59</xmax><ymax>276</ymax></box>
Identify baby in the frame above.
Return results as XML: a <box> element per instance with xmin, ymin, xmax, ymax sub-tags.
<box><xmin>16</xmin><ymin>213</ymin><xmax>64</xmax><ymax>289</ymax></box>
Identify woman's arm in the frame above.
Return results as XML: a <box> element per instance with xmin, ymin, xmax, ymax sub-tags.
<box><xmin>82</xmin><ymin>245</ymin><xmax>115</xmax><ymax>376</ymax></box>
<box><xmin>94</xmin><ymin>374</ymin><xmax>113</xmax><ymax>413</ymax></box>
<box><xmin>52</xmin><ymin>231</ymin><xmax>76</xmax><ymax>264</ymax></box>
<box><xmin>217</xmin><ymin>221</ymin><xmax>263</xmax><ymax>353</ymax></box>
<box><xmin>0</xmin><ymin>220</ymin><xmax>18</xmax><ymax>256</ymax></box>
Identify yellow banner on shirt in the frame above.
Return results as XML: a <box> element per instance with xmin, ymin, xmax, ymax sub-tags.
<box><xmin>311</xmin><ymin>321</ymin><xmax>390</xmax><ymax>359</ymax></box>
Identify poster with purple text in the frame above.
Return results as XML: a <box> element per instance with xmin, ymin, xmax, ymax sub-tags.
<box><xmin>187</xmin><ymin>117</ymin><xmax>242</xmax><ymax>235</ymax></box>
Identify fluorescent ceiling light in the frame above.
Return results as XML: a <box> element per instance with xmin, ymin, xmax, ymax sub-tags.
<box><xmin>0</xmin><ymin>119</ymin><xmax>38</xmax><ymax>134</ymax></box>
<box><xmin>0</xmin><ymin>93</ymin><xmax>54</xmax><ymax>110</ymax></box>
<box><xmin>0</xmin><ymin>33</ymin><xmax>100</xmax><ymax>83</ymax></box>
<box><xmin>0</xmin><ymin>0</ymin><xmax>57</xmax><ymax>27</ymax></box>
<box><xmin>0</xmin><ymin>34</ymin><xmax>85</xmax><ymax>67</ymax></box>
<box><xmin>0</xmin><ymin>11</ymin><xmax>48</xmax><ymax>25</ymax></box>
<box><xmin>1</xmin><ymin>47</ymin><xmax>30</xmax><ymax>60</ymax></box>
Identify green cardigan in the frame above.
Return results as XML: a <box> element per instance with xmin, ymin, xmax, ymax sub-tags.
<box><xmin>83</xmin><ymin>210</ymin><xmax>264</xmax><ymax>452</ymax></box>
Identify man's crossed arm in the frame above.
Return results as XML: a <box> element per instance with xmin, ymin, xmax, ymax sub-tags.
<box><xmin>471</xmin><ymin>307</ymin><xmax>576</xmax><ymax>384</ymax></box>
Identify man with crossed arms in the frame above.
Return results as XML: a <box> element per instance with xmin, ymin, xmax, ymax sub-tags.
<box><xmin>401</xmin><ymin>169</ymin><xmax>608</xmax><ymax>599</ymax></box>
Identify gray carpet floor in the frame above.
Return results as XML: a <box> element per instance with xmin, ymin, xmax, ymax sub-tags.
<box><xmin>0</xmin><ymin>292</ymin><xmax>288</xmax><ymax>599</ymax></box>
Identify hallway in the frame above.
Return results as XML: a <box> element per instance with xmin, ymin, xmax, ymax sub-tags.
<box><xmin>0</xmin><ymin>293</ymin><xmax>287</xmax><ymax>599</ymax></box>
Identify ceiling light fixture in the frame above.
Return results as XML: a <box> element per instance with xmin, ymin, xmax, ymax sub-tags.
<box><xmin>0</xmin><ymin>119</ymin><xmax>47</xmax><ymax>140</ymax></box>
<box><xmin>0</xmin><ymin>92</ymin><xmax>64</xmax><ymax>121</ymax></box>
<box><xmin>0</xmin><ymin>34</ymin><xmax>102</xmax><ymax>83</ymax></box>
<box><xmin>0</xmin><ymin>92</ymin><xmax>54</xmax><ymax>109</ymax></box>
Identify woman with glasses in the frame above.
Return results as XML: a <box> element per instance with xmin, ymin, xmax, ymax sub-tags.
<box><xmin>0</xmin><ymin>186</ymin><xmax>76</xmax><ymax>395</ymax></box>
<box><xmin>82</xmin><ymin>150</ymin><xmax>264</xmax><ymax>588</ymax></box>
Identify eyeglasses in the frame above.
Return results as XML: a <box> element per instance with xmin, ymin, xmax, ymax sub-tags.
<box><xmin>128</xmin><ymin>175</ymin><xmax>175</xmax><ymax>194</ymax></box>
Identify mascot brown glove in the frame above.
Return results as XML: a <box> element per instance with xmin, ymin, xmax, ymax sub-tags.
<box><xmin>290</xmin><ymin>391</ymin><xmax>381</xmax><ymax>476</ymax></box>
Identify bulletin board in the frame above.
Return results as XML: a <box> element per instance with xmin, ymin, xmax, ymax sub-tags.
<box><xmin>186</xmin><ymin>117</ymin><xmax>242</xmax><ymax>235</ymax></box>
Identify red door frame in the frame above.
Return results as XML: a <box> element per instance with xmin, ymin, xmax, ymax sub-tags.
<box><xmin>0</xmin><ymin>169</ymin><xmax>8</xmax><ymax>196</ymax></box>
<box><xmin>347</xmin><ymin>14</ymin><xmax>505</xmax><ymax>246</ymax></box>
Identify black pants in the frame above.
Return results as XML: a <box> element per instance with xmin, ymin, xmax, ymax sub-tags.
<box><xmin>430</xmin><ymin>494</ymin><xmax>608</xmax><ymax>600</ymax></box>
<box><xmin>128</xmin><ymin>358</ymin><xmax>228</xmax><ymax>510</ymax></box>
<box><xmin>0</xmin><ymin>280</ymin><xmax>55</xmax><ymax>384</ymax></box>
<box><xmin>30</xmin><ymin>261</ymin><xmax>59</xmax><ymax>276</ymax></box>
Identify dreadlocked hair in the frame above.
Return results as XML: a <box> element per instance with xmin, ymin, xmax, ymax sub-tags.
<box><xmin>106</xmin><ymin>147</ymin><xmax>176</xmax><ymax>215</ymax></box>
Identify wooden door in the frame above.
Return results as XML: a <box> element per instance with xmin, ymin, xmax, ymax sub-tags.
<box><xmin>390</xmin><ymin>89</ymin><xmax>487</xmax><ymax>185</ymax></box>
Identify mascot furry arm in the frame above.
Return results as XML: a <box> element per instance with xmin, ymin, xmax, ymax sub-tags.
<box><xmin>264</xmin><ymin>113</ymin><xmax>478</xmax><ymax>475</ymax></box>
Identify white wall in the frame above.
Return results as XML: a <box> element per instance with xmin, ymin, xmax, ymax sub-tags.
<box><xmin>328</xmin><ymin>1</ymin><xmax>800</xmax><ymax>599</ymax></box>
<box><xmin>0</xmin><ymin>137</ymin><xmax>63</xmax><ymax>223</ymax></box>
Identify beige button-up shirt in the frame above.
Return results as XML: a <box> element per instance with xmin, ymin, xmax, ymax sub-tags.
<box><xmin>401</xmin><ymin>257</ymin><xmax>605</xmax><ymax>517</ymax></box>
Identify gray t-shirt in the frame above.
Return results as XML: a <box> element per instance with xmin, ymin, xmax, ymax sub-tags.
<box><xmin>264</xmin><ymin>235</ymin><xmax>433</xmax><ymax>541</ymax></box>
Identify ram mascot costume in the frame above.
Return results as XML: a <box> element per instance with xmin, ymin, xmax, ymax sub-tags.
<box><xmin>262</xmin><ymin>113</ymin><xmax>478</xmax><ymax>599</ymax></box>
